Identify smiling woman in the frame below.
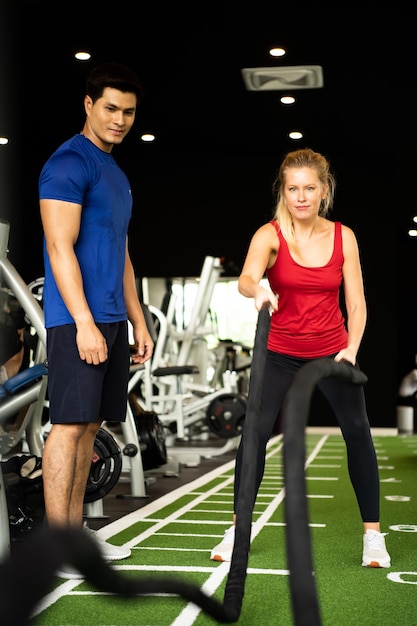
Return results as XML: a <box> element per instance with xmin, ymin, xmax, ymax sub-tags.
<box><xmin>209</xmin><ymin>147</ymin><xmax>391</xmax><ymax>571</ymax></box>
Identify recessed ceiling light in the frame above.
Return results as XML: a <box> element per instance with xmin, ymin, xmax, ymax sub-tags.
<box><xmin>0</xmin><ymin>137</ymin><xmax>9</xmax><ymax>145</ymax></box>
<box><xmin>289</xmin><ymin>131</ymin><xmax>303</xmax><ymax>140</ymax></box>
<box><xmin>141</xmin><ymin>133</ymin><xmax>156</xmax><ymax>143</ymax></box>
<box><xmin>74</xmin><ymin>51</ymin><xmax>91</xmax><ymax>61</ymax></box>
<box><xmin>269</xmin><ymin>47</ymin><xmax>286</xmax><ymax>57</ymax></box>
<box><xmin>280</xmin><ymin>96</ymin><xmax>295</xmax><ymax>105</ymax></box>
<box><xmin>408</xmin><ymin>229</ymin><xmax>417</xmax><ymax>237</ymax></box>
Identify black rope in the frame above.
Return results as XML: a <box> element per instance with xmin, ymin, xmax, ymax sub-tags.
<box><xmin>0</xmin><ymin>526</ymin><xmax>233</xmax><ymax>626</ymax></box>
<box><xmin>282</xmin><ymin>358</ymin><xmax>367</xmax><ymax>626</ymax></box>
<box><xmin>223</xmin><ymin>306</ymin><xmax>271</xmax><ymax>620</ymax></box>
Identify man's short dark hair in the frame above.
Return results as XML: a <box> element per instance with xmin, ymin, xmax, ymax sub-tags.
<box><xmin>86</xmin><ymin>62</ymin><xmax>143</xmax><ymax>104</ymax></box>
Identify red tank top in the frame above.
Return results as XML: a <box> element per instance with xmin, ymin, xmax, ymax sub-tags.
<box><xmin>266</xmin><ymin>220</ymin><xmax>348</xmax><ymax>357</ymax></box>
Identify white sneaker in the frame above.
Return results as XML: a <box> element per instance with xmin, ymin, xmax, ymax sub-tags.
<box><xmin>210</xmin><ymin>526</ymin><xmax>235</xmax><ymax>562</ymax></box>
<box><xmin>83</xmin><ymin>523</ymin><xmax>131</xmax><ymax>561</ymax></box>
<box><xmin>362</xmin><ymin>529</ymin><xmax>391</xmax><ymax>568</ymax></box>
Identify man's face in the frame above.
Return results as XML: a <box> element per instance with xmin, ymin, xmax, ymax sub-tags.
<box><xmin>84</xmin><ymin>87</ymin><xmax>137</xmax><ymax>151</ymax></box>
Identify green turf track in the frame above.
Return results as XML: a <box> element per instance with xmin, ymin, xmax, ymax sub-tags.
<box><xmin>28</xmin><ymin>430</ymin><xmax>417</xmax><ymax>626</ymax></box>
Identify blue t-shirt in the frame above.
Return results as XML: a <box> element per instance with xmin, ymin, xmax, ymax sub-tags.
<box><xmin>39</xmin><ymin>134</ymin><xmax>132</xmax><ymax>328</ymax></box>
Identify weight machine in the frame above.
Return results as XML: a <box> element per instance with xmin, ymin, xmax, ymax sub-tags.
<box><xmin>0</xmin><ymin>219</ymin><xmax>48</xmax><ymax>559</ymax></box>
<box><xmin>135</xmin><ymin>256</ymin><xmax>250</xmax><ymax>459</ymax></box>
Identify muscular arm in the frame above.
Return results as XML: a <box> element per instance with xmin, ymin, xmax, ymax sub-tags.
<box><xmin>40</xmin><ymin>198</ymin><xmax>108</xmax><ymax>363</ymax></box>
<box><xmin>238</xmin><ymin>223</ymin><xmax>279</xmax><ymax>312</ymax></box>
<box><xmin>335</xmin><ymin>225</ymin><xmax>367</xmax><ymax>365</ymax></box>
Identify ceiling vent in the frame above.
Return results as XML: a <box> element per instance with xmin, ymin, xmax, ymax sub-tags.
<box><xmin>241</xmin><ymin>66</ymin><xmax>323</xmax><ymax>91</ymax></box>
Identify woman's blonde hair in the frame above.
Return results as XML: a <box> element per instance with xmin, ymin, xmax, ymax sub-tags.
<box><xmin>272</xmin><ymin>148</ymin><xmax>336</xmax><ymax>248</ymax></box>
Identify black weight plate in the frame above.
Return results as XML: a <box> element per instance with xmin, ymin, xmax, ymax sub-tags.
<box><xmin>135</xmin><ymin>411</ymin><xmax>167</xmax><ymax>470</ymax></box>
<box><xmin>206</xmin><ymin>393</ymin><xmax>247</xmax><ymax>439</ymax></box>
<box><xmin>84</xmin><ymin>428</ymin><xmax>122</xmax><ymax>503</ymax></box>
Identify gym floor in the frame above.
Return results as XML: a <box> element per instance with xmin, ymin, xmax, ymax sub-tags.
<box><xmin>86</xmin><ymin>435</ymin><xmax>238</xmax><ymax>532</ymax></box>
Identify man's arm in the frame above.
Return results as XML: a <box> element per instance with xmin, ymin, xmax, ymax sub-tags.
<box><xmin>40</xmin><ymin>198</ymin><xmax>108</xmax><ymax>364</ymax></box>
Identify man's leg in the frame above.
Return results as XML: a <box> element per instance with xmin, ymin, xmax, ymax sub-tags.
<box><xmin>42</xmin><ymin>421</ymin><xmax>100</xmax><ymax>528</ymax></box>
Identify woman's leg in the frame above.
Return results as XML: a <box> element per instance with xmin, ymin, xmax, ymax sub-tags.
<box><xmin>210</xmin><ymin>352</ymin><xmax>297</xmax><ymax>561</ymax></box>
<box><xmin>319</xmin><ymin>375</ymin><xmax>380</xmax><ymax>524</ymax></box>
<box><xmin>233</xmin><ymin>351</ymin><xmax>298</xmax><ymax>508</ymax></box>
<box><xmin>319</xmin><ymin>373</ymin><xmax>391</xmax><ymax>567</ymax></box>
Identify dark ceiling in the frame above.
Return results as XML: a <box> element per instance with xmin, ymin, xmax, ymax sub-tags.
<box><xmin>0</xmin><ymin>2</ymin><xmax>414</xmax><ymax>282</ymax></box>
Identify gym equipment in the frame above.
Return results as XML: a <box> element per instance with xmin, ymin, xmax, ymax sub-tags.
<box><xmin>14</xmin><ymin>271</ymin><xmax>152</xmax><ymax>503</ymax></box>
<box><xmin>1</xmin><ymin>454</ymin><xmax>44</xmax><ymax>540</ymax></box>
<box><xmin>1</xmin><ymin>426</ymin><xmax>124</xmax><ymax>541</ymax></box>
<box><xmin>398</xmin><ymin>368</ymin><xmax>417</xmax><ymax>397</ymax></box>
<box><xmin>208</xmin><ymin>339</ymin><xmax>252</xmax><ymax>395</ymax></box>
<box><xmin>0</xmin><ymin>220</ymin><xmax>48</xmax><ymax>559</ymax></box>
<box><xmin>206</xmin><ymin>392</ymin><xmax>247</xmax><ymax>438</ymax></box>
<box><xmin>136</xmin><ymin>257</ymin><xmax>252</xmax><ymax>457</ymax></box>
<box><xmin>128</xmin><ymin>392</ymin><xmax>167</xmax><ymax>471</ymax></box>
<box><xmin>136</xmin><ymin>412</ymin><xmax>167</xmax><ymax>470</ymax></box>
<box><xmin>0</xmin><ymin>362</ymin><xmax>47</xmax><ymax>429</ymax></box>
<box><xmin>84</xmin><ymin>428</ymin><xmax>123</xmax><ymax>504</ymax></box>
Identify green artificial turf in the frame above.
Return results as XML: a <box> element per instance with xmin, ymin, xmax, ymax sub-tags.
<box><xmin>27</xmin><ymin>432</ymin><xmax>417</xmax><ymax>626</ymax></box>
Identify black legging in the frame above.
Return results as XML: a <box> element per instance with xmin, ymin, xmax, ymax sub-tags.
<box><xmin>234</xmin><ymin>350</ymin><xmax>380</xmax><ymax>522</ymax></box>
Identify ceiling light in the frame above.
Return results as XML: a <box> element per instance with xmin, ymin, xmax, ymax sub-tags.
<box><xmin>280</xmin><ymin>95</ymin><xmax>295</xmax><ymax>105</ymax></box>
<box><xmin>289</xmin><ymin>131</ymin><xmax>303</xmax><ymax>140</ymax></box>
<box><xmin>241</xmin><ymin>66</ymin><xmax>323</xmax><ymax>91</ymax></box>
<box><xmin>408</xmin><ymin>229</ymin><xmax>417</xmax><ymax>237</ymax></box>
<box><xmin>74</xmin><ymin>51</ymin><xmax>91</xmax><ymax>61</ymax></box>
<box><xmin>141</xmin><ymin>133</ymin><xmax>156</xmax><ymax>143</ymax></box>
<box><xmin>269</xmin><ymin>47</ymin><xmax>286</xmax><ymax>58</ymax></box>
<box><xmin>0</xmin><ymin>137</ymin><xmax>9</xmax><ymax>145</ymax></box>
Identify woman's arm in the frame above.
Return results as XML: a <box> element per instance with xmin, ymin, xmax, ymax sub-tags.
<box><xmin>336</xmin><ymin>224</ymin><xmax>367</xmax><ymax>364</ymax></box>
<box><xmin>238</xmin><ymin>223</ymin><xmax>279</xmax><ymax>312</ymax></box>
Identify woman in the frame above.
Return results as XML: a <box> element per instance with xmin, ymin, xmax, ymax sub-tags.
<box><xmin>210</xmin><ymin>148</ymin><xmax>390</xmax><ymax>568</ymax></box>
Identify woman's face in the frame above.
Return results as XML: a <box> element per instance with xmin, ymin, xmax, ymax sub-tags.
<box><xmin>283</xmin><ymin>167</ymin><xmax>328</xmax><ymax>221</ymax></box>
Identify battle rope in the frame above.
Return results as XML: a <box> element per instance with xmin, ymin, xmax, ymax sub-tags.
<box><xmin>223</xmin><ymin>306</ymin><xmax>271</xmax><ymax>620</ymax></box>
<box><xmin>282</xmin><ymin>357</ymin><xmax>367</xmax><ymax>626</ymax></box>
<box><xmin>0</xmin><ymin>526</ymin><xmax>231</xmax><ymax>626</ymax></box>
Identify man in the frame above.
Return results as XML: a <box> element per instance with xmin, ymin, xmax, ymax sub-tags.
<box><xmin>39</xmin><ymin>62</ymin><xmax>154</xmax><ymax>578</ymax></box>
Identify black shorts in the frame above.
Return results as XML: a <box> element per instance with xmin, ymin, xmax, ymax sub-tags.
<box><xmin>46</xmin><ymin>321</ymin><xmax>130</xmax><ymax>424</ymax></box>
